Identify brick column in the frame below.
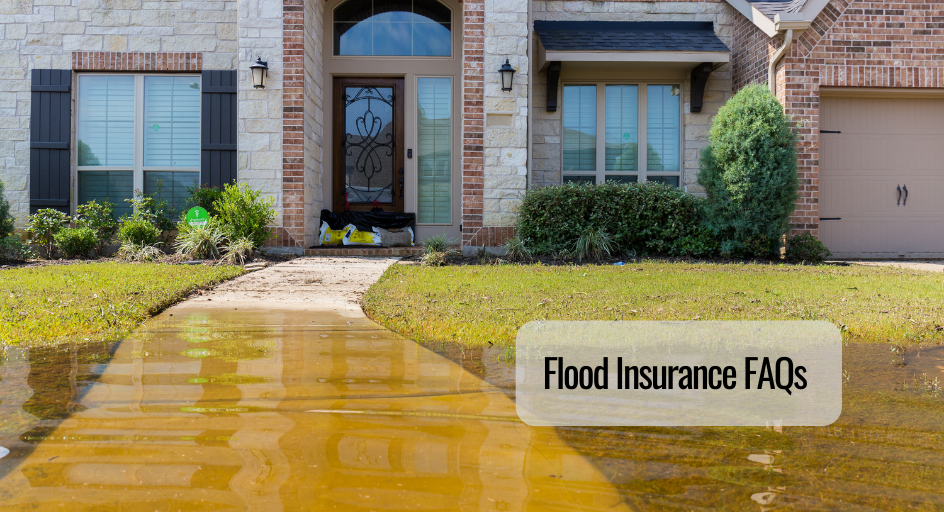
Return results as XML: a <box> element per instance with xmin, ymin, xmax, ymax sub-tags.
<box><xmin>462</xmin><ymin>0</ymin><xmax>486</xmax><ymax>246</ymax></box>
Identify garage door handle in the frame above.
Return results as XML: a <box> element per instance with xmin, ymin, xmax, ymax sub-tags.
<box><xmin>820</xmin><ymin>130</ymin><xmax>841</xmax><ymax>134</ymax></box>
<box><xmin>897</xmin><ymin>185</ymin><xmax>902</xmax><ymax>206</ymax></box>
<box><xmin>903</xmin><ymin>184</ymin><xmax>908</xmax><ymax>206</ymax></box>
<box><xmin>820</xmin><ymin>217</ymin><xmax>842</xmax><ymax>221</ymax></box>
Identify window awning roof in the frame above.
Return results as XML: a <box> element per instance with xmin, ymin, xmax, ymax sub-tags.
<box><xmin>535</xmin><ymin>21</ymin><xmax>731</xmax><ymax>70</ymax></box>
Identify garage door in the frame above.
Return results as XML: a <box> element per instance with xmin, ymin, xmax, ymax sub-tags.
<box><xmin>819</xmin><ymin>94</ymin><xmax>944</xmax><ymax>258</ymax></box>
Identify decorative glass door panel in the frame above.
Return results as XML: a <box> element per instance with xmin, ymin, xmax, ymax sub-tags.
<box><xmin>333</xmin><ymin>77</ymin><xmax>404</xmax><ymax>212</ymax></box>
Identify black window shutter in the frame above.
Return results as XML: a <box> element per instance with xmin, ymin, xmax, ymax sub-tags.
<box><xmin>30</xmin><ymin>69</ymin><xmax>72</xmax><ymax>214</ymax></box>
<box><xmin>201</xmin><ymin>70</ymin><xmax>238</xmax><ymax>188</ymax></box>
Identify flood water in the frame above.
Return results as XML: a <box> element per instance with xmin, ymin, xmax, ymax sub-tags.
<box><xmin>0</xmin><ymin>309</ymin><xmax>942</xmax><ymax>511</ymax></box>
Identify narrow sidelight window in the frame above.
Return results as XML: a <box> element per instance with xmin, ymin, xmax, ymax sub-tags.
<box><xmin>416</xmin><ymin>77</ymin><xmax>452</xmax><ymax>224</ymax></box>
<box><xmin>77</xmin><ymin>74</ymin><xmax>201</xmax><ymax>217</ymax></box>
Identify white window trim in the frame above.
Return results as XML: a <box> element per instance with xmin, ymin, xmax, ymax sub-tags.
<box><xmin>75</xmin><ymin>72</ymin><xmax>202</xmax><ymax>210</ymax></box>
<box><xmin>560</xmin><ymin>80</ymin><xmax>684</xmax><ymax>186</ymax></box>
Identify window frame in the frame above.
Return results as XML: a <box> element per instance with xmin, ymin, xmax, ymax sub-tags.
<box><xmin>330</xmin><ymin>0</ymin><xmax>455</xmax><ymax>59</ymax></box>
<box><xmin>413</xmin><ymin>75</ymin><xmax>454</xmax><ymax>226</ymax></box>
<box><xmin>560</xmin><ymin>80</ymin><xmax>683</xmax><ymax>186</ymax></box>
<box><xmin>74</xmin><ymin>72</ymin><xmax>202</xmax><ymax>213</ymax></box>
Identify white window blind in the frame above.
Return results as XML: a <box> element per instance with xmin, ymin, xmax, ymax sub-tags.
<box><xmin>562</xmin><ymin>85</ymin><xmax>596</xmax><ymax>173</ymax></box>
<box><xmin>604</xmin><ymin>85</ymin><xmax>638</xmax><ymax>173</ymax></box>
<box><xmin>144</xmin><ymin>76</ymin><xmax>201</xmax><ymax>168</ymax></box>
<box><xmin>77</xmin><ymin>76</ymin><xmax>135</xmax><ymax>167</ymax></box>
<box><xmin>416</xmin><ymin>77</ymin><xmax>452</xmax><ymax>224</ymax></box>
<box><xmin>646</xmin><ymin>85</ymin><xmax>680</xmax><ymax>173</ymax></box>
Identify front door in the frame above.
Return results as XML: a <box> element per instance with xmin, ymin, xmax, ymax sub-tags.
<box><xmin>333</xmin><ymin>77</ymin><xmax>405</xmax><ymax>212</ymax></box>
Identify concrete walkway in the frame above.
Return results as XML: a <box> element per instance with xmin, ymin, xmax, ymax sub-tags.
<box><xmin>843</xmin><ymin>260</ymin><xmax>944</xmax><ymax>272</ymax></box>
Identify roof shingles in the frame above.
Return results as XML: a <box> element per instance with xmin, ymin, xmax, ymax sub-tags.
<box><xmin>534</xmin><ymin>21</ymin><xmax>730</xmax><ymax>53</ymax></box>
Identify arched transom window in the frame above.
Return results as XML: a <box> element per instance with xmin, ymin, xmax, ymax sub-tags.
<box><xmin>333</xmin><ymin>0</ymin><xmax>451</xmax><ymax>56</ymax></box>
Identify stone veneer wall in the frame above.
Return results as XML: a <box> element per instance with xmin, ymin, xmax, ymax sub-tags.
<box><xmin>0</xmin><ymin>0</ymin><xmax>292</xmax><ymax>242</ymax></box>
<box><xmin>530</xmin><ymin>0</ymin><xmax>735</xmax><ymax>195</ymax></box>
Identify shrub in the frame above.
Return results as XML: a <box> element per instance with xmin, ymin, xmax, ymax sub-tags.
<box><xmin>0</xmin><ymin>234</ymin><xmax>33</xmax><ymax>262</ymax></box>
<box><xmin>213</xmin><ymin>183</ymin><xmax>277</xmax><ymax>248</ymax></box>
<box><xmin>186</xmin><ymin>185</ymin><xmax>223</xmax><ymax>216</ymax></box>
<box><xmin>0</xmin><ymin>179</ymin><xmax>13</xmax><ymax>238</ymax></box>
<box><xmin>422</xmin><ymin>251</ymin><xmax>448</xmax><ymax>267</ymax></box>
<box><xmin>118</xmin><ymin>217</ymin><xmax>161</xmax><ymax>247</ymax></box>
<box><xmin>422</xmin><ymin>234</ymin><xmax>455</xmax><ymax>254</ymax></box>
<box><xmin>222</xmin><ymin>236</ymin><xmax>256</xmax><ymax>265</ymax></box>
<box><xmin>54</xmin><ymin>226</ymin><xmax>99</xmax><ymax>259</ymax></box>
<box><xmin>517</xmin><ymin>182</ymin><xmax>707</xmax><ymax>257</ymax></box>
<box><xmin>27</xmin><ymin>208</ymin><xmax>70</xmax><ymax>258</ymax></box>
<box><xmin>569</xmin><ymin>227</ymin><xmax>615</xmax><ymax>262</ymax></box>
<box><xmin>126</xmin><ymin>192</ymin><xmax>176</xmax><ymax>233</ymax></box>
<box><xmin>697</xmin><ymin>84</ymin><xmax>799</xmax><ymax>258</ymax></box>
<box><xmin>76</xmin><ymin>200</ymin><xmax>118</xmax><ymax>256</ymax></box>
<box><xmin>116</xmin><ymin>242</ymin><xmax>163</xmax><ymax>262</ymax></box>
<box><xmin>786</xmin><ymin>233</ymin><xmax>832</xmax><ymax>264</ymax></box>
<box><xmin>503</xmin><ymin>236</ymin><xmax>532</xmax><ymax>262</ymax></box>
<box><xmin>174</xmin><ymin>220</ymin><xmax>225</xmax><ymax>260</ymax></box>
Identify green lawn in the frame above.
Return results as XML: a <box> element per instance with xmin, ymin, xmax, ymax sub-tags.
<box><xmin>363</xmin><ymin>262</ymin><xmax>944</xmax><ymax>348</ymax></box>
<box><xmin>0</xmin><ymin>262</ymin><xmax>243</xmax><ymax>346</ymax></box>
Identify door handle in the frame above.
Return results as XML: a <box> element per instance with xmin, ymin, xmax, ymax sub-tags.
<box><xmin>398</xmin><ymin>167</ymin><xmax>404</xmax><ymax>200</ymax></box>
<box><xmin>903</xmin><ymin>184</ymin><xmax>908</xmax><ymax>206</ymax></box>
<box><xmin>897</xmin><ymin>185</ymin><xmax>902</xmax><ymax>206</ymax></box>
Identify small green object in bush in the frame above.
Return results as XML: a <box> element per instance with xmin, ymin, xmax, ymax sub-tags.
<box><xmin>187</xmin><ymin>185</ymin><xmax>224</xmax><ymax>216</ymax></box>
<box><xmin>27</xmin><ymin>208</ymin><xmax>71</xmax><ymax>258</ymax></box>
<box><xmin>697</xmin><ymin>84</ymin><xmax>799</xmax><ymax>259</ymax></box>
<box><xmin>0</xmin><ymin>234</ymin><xmax>33</xmax><ymax>262</ymax></box>
<box><xmin>118</xmin><ymin>217</ymin><xmax>161</xmax><ymax>247</ymax></box>
<box><xmin>214</xmin><ymin>183</ymin><xmax>277</xmax><ymax>248</ymax></box>
<box><xmin>517</xmin><ymin>182</ymin><xmax>709</xmax><ymax>257</ymax></box>
<box><xmin>54</xmin><ymin>226</ymin><xmax>99</xmax><ymax>259</ymax></box>
<box><xmin>786</xmin><ymin>233</ymin><xmax>832</xmax><ymax>263</ymax></box>
<box><xmin>0</xmin><ymin>179</ymin><xmax>14</xmax><ymax>238</ymax></box>
<box><xmin>76</xmin><ymin>200</ymin><xmax>118</xmax><ymax>256</ymax></box>
<box><xmin>174</xmin><ymin>220</ymin><xmax>225</xmax><ymax>260</ymax></box>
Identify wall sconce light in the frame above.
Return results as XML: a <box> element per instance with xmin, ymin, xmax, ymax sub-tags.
<box><xmin>498</xmin><ymin>59</ymin><xmax>516</xmax><ymax>91</ymax></box>
<box><xmin>250</xmin><ymin>57</ymin><xmax>268</xmax><ymax>89</ymax></box>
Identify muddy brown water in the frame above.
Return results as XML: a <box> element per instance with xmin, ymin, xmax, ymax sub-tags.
<box><xmin>0</xmin><ymin>310</ymin><xmax>942</xmax><ymax>511</ymax></box>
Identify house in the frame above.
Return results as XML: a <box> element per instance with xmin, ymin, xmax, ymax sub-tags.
<box><xmin>1</xmin><ymin>0</ymin><xmax>941</xmax><ymax>257</ymax></box>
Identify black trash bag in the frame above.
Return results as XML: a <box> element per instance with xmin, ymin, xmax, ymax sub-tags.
<box><xmin>320</xmin><ymin>209</ymin><xmax>415</xmax><ymax>232</ymax></box>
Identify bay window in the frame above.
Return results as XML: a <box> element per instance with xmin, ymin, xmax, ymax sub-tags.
<box><xmin>77</xmin><ymin>74</ymin><xmax>201</xmax><ymax>218</ymax></box>
<box><xmin>562</xmin><ymin>83</ymin><xmax>681</xmax><ymax>187</ymax></box>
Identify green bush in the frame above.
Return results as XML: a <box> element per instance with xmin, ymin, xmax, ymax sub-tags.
<box><xmin>174</xmin><ymin>220</ymin><xmax>225</xmax><ymax>260</ymax></box>
<box><xmin>126</xmin><ymin>192</ymin><xmax>176</xmax><ymax>233</ymax></box>
<box><xmin>186</xmin><ymin>185</ymin><xmax>223</xmax><ymax>216</ymax></box>
<box><xmin>786</xmin><ymin>233</ymin><xmax>832</xmax><ymax>263</ymax></box>
<box><xmin>517</xmin><ymin>182</ymin><xmax>708</xmax><ymax>256</ymax></box>
<box><xmin>27</xmin><ymin>208</ymin><xmax>70</xmax><ymax>258</ymax></box>
<box><xmin>54</xmin><ymin>226</ymin><xmax>99</xmax><ymax>259</ymax></box>
<box><xmin>0</xmin><ymin>234</ymin><xmax>33</xmax><ymax>262</ymax></box>
<box><xmin>697</xmin><ymin>84</ymin><xmax>799</xmax><ymax>258</ymax></box>
<box><xmin>76</xmin><ymin>200</ymin><xmax>118</xmax><ymax>256</ymax></box>
<box><xmin>0</xmin><ymin>179</ymin><xmax>13</xmax><ymax>238</ymax></box>
<box><xmin>213</xmin><ymin>183</ymin><xmax>277</xmax><ymax>248</ymax></box>
<box><xmin>118</xmin><ymin>217</ymin><xmax>161</xmax><ymax>247</ymax></box>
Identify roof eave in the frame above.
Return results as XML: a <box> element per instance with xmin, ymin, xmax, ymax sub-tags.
<box><xmin>726</xmin><ymin>0</ymin><xmax>823</xmax><ymax>37</ymax></box>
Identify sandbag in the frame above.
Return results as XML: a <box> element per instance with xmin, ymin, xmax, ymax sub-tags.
<box><xmin>374</xmin><ymin>227</ymin><xmax>414</xmax><ymax>247</ymax></box>
<box><xmin>319</xmin><ymin>221</ymin><xmax>350</xmax><ymax>246</ymax></box>
<box><xmin>343</xmin><ymin>225</ymin><xmax>382</xmax><ymax>246</ymax></box>
<box><xmin>320</xmin><ymin>209</ymin><xmax>415</xmax><ymax>232</ymax></box>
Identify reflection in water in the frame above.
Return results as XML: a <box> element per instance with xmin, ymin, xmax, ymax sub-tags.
<box><xmin>0</xmin><ymin>310</ymin><xmax>942</xmax><ymax>510</ymax></box>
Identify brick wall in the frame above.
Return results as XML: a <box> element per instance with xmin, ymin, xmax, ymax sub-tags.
<box><xmin>0</xmin><ymin>0</ymin><xmax>237</xmax><ymax>229</ymax></box>
<box><xmin>731</xmin><ymin>13</ymin><xmax>780</xmax><ymax>91</ymax></box>
<box><xmin>461</xmin><ymin>0</ymin><xmax>486</xmax><ymax>246</ymax></box>
<box><xmin>531</xmin><ymin>0</ymin><xmax>736</xmax><ymax>196</ymax></box>
<box><xmin>753</xmin><ymin>0</ymin><xmax>944</xmax><ymax>237</ymax></box>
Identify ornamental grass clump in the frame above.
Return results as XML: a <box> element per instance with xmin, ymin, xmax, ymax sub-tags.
<box><xmin>697</xmin><ymin>84</ymin><xmax>799</xmax><ymax>258</ymax></box>
<box><xmin>174</xmin><ymin>220</ymin><xmax>225</xmax><ymax>260</ymax></box>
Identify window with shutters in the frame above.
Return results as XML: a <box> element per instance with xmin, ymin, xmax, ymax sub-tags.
<box><xmin>561</xmin><ymin>82</ymin><xmax>682</xmax><ymax>187</ymax></box>
<box><xmin>77</xmin><ymin>74</ymin><xmax>201</xmax><ymax>217</ymax></box>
